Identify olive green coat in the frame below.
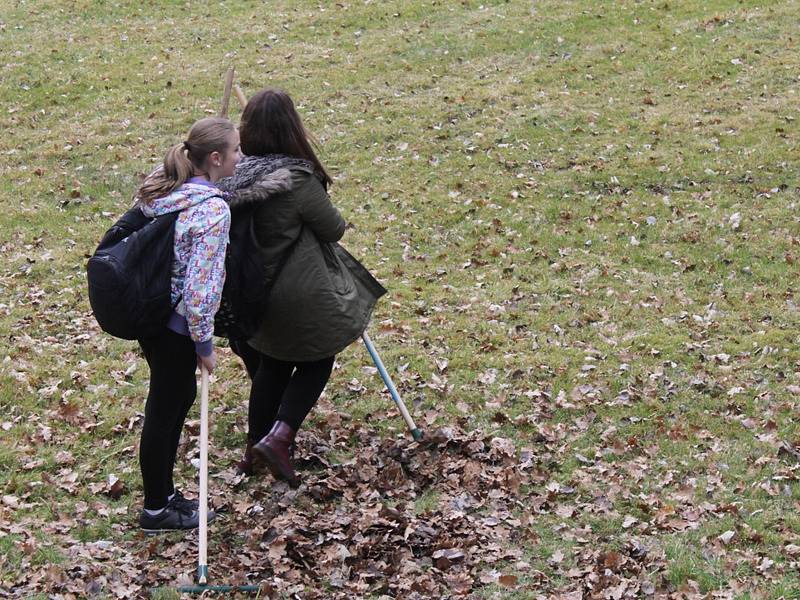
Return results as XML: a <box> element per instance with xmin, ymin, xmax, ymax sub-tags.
<box><xmin>228</xmin><ymin>165</ymin><xmax>385</xmax><ymax>361</ymax></box>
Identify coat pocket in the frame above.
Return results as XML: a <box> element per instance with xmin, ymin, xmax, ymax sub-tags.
<box><xmin>319</xmin><ymin>239</ymin><xmax>356</xmax><ymax>296</ymax></box>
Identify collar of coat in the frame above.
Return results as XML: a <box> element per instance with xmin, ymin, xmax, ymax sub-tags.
<box><xmin>220</xmin><ymin>154</ymin><xmax>317</xmax><ymax>209</ymax></box>
<box><xmin>224</xmin><ymin>167</ymin><xmax>294</xmax><ymax>209</ymax></box>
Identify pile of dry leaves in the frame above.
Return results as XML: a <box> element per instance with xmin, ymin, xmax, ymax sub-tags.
<box><xmin>1</xmin><ymin>397</ymin><xmax>680</xmax><ymax>599</ymax></box>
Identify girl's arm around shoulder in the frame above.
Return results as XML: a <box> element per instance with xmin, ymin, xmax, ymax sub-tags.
<box><xmin>294</xmin><ymin>169</ymin><xmax>346</xmax><ymax>243</ymax></box>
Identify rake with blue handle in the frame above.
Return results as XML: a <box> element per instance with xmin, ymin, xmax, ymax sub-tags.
<box><xmin>362</xmin><ymin>331</ymin><xmax>423</xmax><ymax>441</ymax></box>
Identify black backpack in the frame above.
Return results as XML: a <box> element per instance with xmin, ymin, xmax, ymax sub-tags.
<box><xmin>213</xmin><ymin>202</ymin><xmax>272</xmax><ymax>341</ymax></box>
<box><xmin>87</xmin><ymin>206</ymin><xmax>179</xmax><ymax>340</ymax></box>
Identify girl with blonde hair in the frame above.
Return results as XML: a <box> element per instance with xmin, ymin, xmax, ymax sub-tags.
<box><xmin>135</xmin><ymin>117</ymin><xmax>241</xmax><ymax>532</ymax></box>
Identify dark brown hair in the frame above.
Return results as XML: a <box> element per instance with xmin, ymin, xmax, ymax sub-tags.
<box><xmin>239</xmin><ymin>89</ymin><xmax>331</xmax><ymax>186</ymax></box>
<box><xmin>137</xmin><ymin>117</ymin><xmax>235</xmax><ymax>205</ymax></box>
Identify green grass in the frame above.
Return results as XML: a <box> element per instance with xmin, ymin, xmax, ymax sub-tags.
<box><xmin>2</xmin><ymin>0</ymin><xmax>800</xmax><ymax>597</ymax></box>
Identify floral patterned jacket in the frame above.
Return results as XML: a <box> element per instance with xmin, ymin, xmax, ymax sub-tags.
<box><xmin>141</xmin><ymin>181</ymin><xmax>230</xmax><ymax>355</ymax></box>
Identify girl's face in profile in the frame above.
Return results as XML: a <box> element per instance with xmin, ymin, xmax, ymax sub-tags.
<box><xmin>218</xmin><ymin>129</ymin><xmax>242</xmax><ymax>179</ymax></box>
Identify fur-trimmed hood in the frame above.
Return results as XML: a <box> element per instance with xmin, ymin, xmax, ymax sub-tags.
<box><xmin>223</xmin><ymin>167</ymin><xmax>294</xmax><ymax>209</ymax></box>
<box><xmin>219</xmin><ymin>154</ymin><xmax>318</xmax><ymax>209</ymax></box>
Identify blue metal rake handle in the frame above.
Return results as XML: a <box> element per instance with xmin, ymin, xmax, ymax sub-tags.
<box><xmin>362</xmin><ymin>331</ymin><xmax>423</xmax><ymax>441</ymax></box>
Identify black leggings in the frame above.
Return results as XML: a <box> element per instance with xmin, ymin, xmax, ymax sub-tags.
<box><xmin>138</xmin><ymin>329</ymin><xmax>197</xmax><ymax>510</ymax></box>
<box><xmin>230</xmin><ymin>338</ymin><xmax>261</xmax><ymax>380</ymax></box>
<box><xmin>247</xmin><ymin>351</ymin><xmax>335</xmax><ymax>441</ymax></box>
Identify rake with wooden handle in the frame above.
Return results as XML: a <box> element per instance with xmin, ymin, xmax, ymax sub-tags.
<box><xmin>175</xmin><ymin>365</ymin><xmax>260</xmax><ymax>594</ymax></box>
<box><xmin>218</xmin><ymin>66</ymin><xmax>235</xmax><ymax>118</ymax></box>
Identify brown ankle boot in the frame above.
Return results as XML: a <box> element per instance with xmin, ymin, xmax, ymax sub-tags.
<box><xmin>252</xmin><ymin>421</ymin><xmax>300</xmax><ymax>488</ymax></box>
<box><xmin>236</xmin><ymin>439</ymin><xmax>256</xmax><ymax>476</ymax></box>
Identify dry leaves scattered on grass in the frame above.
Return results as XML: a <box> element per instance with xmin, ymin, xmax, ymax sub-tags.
<box><xmin>1</xmin><ymin>405</ymin><xmax>678</xmax><ymax>599</ymax></box>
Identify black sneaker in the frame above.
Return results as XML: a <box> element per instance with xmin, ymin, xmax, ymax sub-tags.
<box><xmin>169</xmin><ymin>489</ymin><xmax>198</xmax><ymax>511</ymax></box>
<box><xmin>139</xmin><ymin>503</ymin><xmax>216</xmax><ymax>534</ymax></box>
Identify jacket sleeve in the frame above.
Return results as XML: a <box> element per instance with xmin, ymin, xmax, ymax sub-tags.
<box><xmin>182</xmin><ymin>197</ymin><xmax>231</xmax><ymax>355</ymax></box>
<box><xmin>296</xmin><ymin>172</ymin><xmax>346</xmax><ymax>242</ymax></box>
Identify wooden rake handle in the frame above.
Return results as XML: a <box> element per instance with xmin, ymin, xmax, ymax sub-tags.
<box><xmin>197</xmin><ymin>364</ymin><xmax>209</xmax><ymax>584</ymax></box>
<box><xmin>234</xmin><ymin>85</ymin><xmax>248</xmax><ymax>110</ymax></box>
<box><xmin>219</xmin><ymin>67</ymin><xmax>235</xmax><ymax>118</ymax></box>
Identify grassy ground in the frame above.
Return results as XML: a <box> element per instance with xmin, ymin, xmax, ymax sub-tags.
<box><xmin>1</xmin><ymin>0</ymin><xmax>799</xmax><ymax>598</ymax></box>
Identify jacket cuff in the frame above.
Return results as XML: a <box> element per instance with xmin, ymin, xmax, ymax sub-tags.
<box><xmin>195</xmin><ymin>339</ymin><xmax>213</xmax><ymax>357</ymax></box>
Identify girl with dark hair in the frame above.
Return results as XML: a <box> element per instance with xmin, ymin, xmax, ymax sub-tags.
<box><xmin>219</xmin><ymin>89</ymin><xmax>384</xmax><ymax>487</ymax></box>
<box><xmin>136</xmin><ymin>117</ymin><xmax>241</xmax><ymax>532</ymax></box>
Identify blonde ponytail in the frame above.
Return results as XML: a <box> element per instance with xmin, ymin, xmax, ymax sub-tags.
<box><xmin>137</xmin><ymin>117</ymin><xmax>235</xmax><ymax>205</ymax></box>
